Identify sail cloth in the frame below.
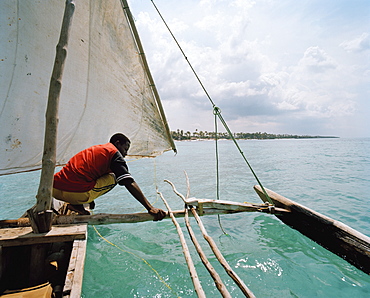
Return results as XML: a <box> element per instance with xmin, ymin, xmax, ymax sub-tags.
<box><xmin>0</xmin><ymin>0</ymin><xmax>176</xmax><ymax>175</ymax></box>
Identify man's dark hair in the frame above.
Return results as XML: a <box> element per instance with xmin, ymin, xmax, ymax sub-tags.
<box><xmin>110</xmin><ymin>133</ymin><xmax>130</xmax><ymax>145</ymax></box>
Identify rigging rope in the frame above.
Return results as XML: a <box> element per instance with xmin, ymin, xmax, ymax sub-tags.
<box><xmin>214</xmin><ymin>108</ymin><xmax>228</xmax><ymax>235</ymax></box>
<box><xmin>150</xmin><ymin>0</ymin><xmax>274</xmax><ymax>205</ymax></box>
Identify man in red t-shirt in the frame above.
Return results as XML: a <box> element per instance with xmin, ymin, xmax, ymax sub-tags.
<box><xmin>53</xmin><ymin>133</ymin><xmax>166</xmax><ymax>221</ymax></box>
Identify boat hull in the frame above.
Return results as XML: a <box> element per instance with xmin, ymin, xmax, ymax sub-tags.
<box><xmin>254</xmin><ymin>185</ymin><xmax>370</xmax><ymax>274</ymax></box>
<box><xmin>0</xmin><ymin>224</ymin><xmax>87</xmax><ymax>297</ymax></box>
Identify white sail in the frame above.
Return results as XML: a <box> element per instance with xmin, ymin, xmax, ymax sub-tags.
<box><xmin>0</xmin><ymin>0</ymin><xmax>175</xmax><ymax>176</ymax></box>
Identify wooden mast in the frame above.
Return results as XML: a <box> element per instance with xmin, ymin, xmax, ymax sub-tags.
<box><xmin>27</xmin><ymin>0</ymin><xmax>76</xmax><ymax>233</ymax></box>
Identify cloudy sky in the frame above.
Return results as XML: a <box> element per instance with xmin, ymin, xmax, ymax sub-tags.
<box><xmin>129</xmin><ymin>0</ymin><xmax>369</xmax><ymax>138</ymax></box>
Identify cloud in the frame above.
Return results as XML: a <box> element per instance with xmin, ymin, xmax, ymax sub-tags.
<box><xmin>340</xmin><ymin>33</ymin><xmax>370</xmax><ymax>53</ymax></box>
<box><xmin>130</xmin><ymin>0</ymin><xmax>370</xmax><ymax>137</ymax></box>
<box><xmin>298</xmin><ymin>46</ymin><xmax>338</xmax><ymax>73</ymax></box>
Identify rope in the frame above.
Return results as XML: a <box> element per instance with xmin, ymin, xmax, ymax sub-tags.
<box><xmin>216</xmin><ymin>109</ymin><xmax>274</xmax><ymax>205</ymax></box>
<box><xmin>214</xmin><ymin>108</ymin><xmax>227</xmax><ymax>235</ymax></box>
<box><xmin>150</xmin><ymin>0</ymin><xmax>273</xmax><ymax>205</ymax></box>
<box><xmin>214</xmin><ymin>108</ymin><xmax>220</xmax><ymax>201</ymax></box>
<box><xmin>92</xmin><ymin>225</ymin><xmax>179</xmax><ymax>297</ymax></box>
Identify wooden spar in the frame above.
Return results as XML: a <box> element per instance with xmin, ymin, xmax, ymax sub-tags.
<box><xmin>185</xmin><ymin>198</ymin><xmax>287</xmax><ymax>213</ymax></box>
<box><xmin>254</xmin><ymin>185</ymin><xmax>370</xmax><ymax>275</ymax></box>
<box><xmin>163</xmin><ymin>179</ymin><xmax>255</xmax><ymax>297</ymax></box>
<box><xmin>29</xmin><ymin>0</ymin><xmax>76</xmax><ymax>233</ymax></box>
<box><xmin>184</xmin><ymin>208</ymin><xmax>232</xmax><ymax>298</ymax></box>
<box><xmin>190</xmin><ymin>208</ymin><xmax>256</xmax><ymax>298</ymax></box>
<box><xmin>165</xmin><ymin>178</ymin><xmax>231</xmax><ymax>296</ymax></box>
<box><xmin>0</xmin><ymin>200</ymin><xmax>290</xmax><ymax>228</ymax></box>
<box><xmin>162</xmin><ymin>179</ymin><xmax>286</xmax><ymax>214</ymax></box>
<box><xmin>121</xmin><ymin>0</ymin><xmax>176</xmax><ymax>154</ymax></box>
<box><xmin>157</xmin><ymin>192</ymin><xmax>206</xmax><ymax>298</ymax></box>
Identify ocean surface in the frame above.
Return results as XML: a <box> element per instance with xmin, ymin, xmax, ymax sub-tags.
<box><xmin>1</xmin><ymin>138</ymin><xmax>369</xmax><ymax>297</ymax></box>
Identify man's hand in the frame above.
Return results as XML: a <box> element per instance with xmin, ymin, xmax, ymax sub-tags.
<box><xmin>124</xmin><ymin>181</ymin><xmax>166</xmax><ymax>221</ymax></box>
<box><xmin>148</xmin><ymin>207</ymin><xmax>166</xmax><ymax>221</ymax></box>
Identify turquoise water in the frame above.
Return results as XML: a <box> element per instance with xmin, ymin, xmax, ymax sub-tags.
<box><xmin>1</xmin><ymin>138</ymin><xmax>369</xmax><ymax>297</ymax></box>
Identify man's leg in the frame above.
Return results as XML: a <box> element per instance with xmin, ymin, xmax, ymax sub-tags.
<box><xmin>86</xmin><ymin>173</ymin><xmax>117</xmax><ymax>208</ymax></box>
<box><xmin>67</xmin><ymin>204</ymin><xmax>90</xmax><ymax>215</ymax></box>
<box><xmin>52</xmin><ymin>174</ymin><xmax>116</xmax><ymax>215</ymax></box>
<box><xmin>52</xmin><ymin>188</ymin><xmax>91</xmax><ymax>215</ymax></box>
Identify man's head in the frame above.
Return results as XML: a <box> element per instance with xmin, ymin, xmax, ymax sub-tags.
<box><xmin>110</xmin><ymin>133</ymin><xmax>130</xmax><ymax>157</ymax></box>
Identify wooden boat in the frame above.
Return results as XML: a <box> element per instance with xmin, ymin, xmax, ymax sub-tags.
<box><xmin>254</xmin><ymin>185</ymin><xmax>370</xmax><ymax>275</ymax></box>
<box><xmin>1</xmin><ymin>0</ymin><xmax>176</xmax><ymax>296</ymax></box>
<box><xmin>0</xmin><ymin>0</ymin><xmax>263</xmax><ymax>293</ymax></box>
<box><xmin>1</xmin><ymin>0</ymin><xmax>369</xmax><ymax>297</ymax></box>
<box><xmin>0</xmin><ymin>1</ymin><xmax>270</xmax><ymax>296</ymax></box>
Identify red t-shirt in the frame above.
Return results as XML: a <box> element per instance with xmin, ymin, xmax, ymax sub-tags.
<box><xmin>54</xmin><ymin>143</ymin><xmax>132</xmax><ymax>192</ymax></box>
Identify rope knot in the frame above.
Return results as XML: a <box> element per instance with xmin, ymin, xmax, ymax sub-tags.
<box><xmin>213</xmin><ymin>106</ymin><xmax>221</xmax><ymax>115</ymax></box>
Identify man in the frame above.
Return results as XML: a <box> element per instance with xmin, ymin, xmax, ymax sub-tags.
<box><xmin>53</xmin><ymin>133</ymin><xmax>166</xmax><ymax>221</ymax></box>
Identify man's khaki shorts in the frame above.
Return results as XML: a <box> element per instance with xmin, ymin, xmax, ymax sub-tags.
<box><xmin>53</xmin><ymin>173</ymin><xmax>116</xmax><ymax>205</ymax></box>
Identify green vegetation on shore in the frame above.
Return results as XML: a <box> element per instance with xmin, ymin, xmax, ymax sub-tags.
<box><xmin>171</xmin><ymin>129</ymin><xmax>338</xmax><ymax>140</ymax></box>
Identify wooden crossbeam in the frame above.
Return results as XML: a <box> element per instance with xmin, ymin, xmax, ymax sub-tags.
<box><xmin>0</xmin><ymin>200</ymin><xmax>289</xmax><ymax>228</ymax></box>
<box><xmin>185</xmin><ymin>198</ymin><xmax>289</xmax><ymax>213</ymax></box>
<box><xmin>0</xmin><ymin>224</ymin><xmax>87</xmax><ymax>247</ymax></box>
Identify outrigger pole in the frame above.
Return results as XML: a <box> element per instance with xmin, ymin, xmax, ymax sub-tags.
<box><xmin>158</xmin><ymin>180</ymin><xmax>255</xmax><ymax>298</ymax></box>
<box><xmin>158</xmin><ymin>191</ymin><xmax>206</xmax><ymax>298</ymax></box>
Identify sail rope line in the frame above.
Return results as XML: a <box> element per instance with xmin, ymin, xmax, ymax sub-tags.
<box><xmin>214</xmin><ymin>108</ymin><xmax>228</xmax><ymax>235</ymax></box>
<box><xmin>150</xmin><ymin>0</ymin><xmax>273</xmax><ymax>206</ymax></box>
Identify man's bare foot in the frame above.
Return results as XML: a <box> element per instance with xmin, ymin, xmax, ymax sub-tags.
<box><xmin>89</xmin><ymin>201</ymin><xmax>95</xmax><ymax>210</ymax></box>
<box><xmin>68</xmin><ymin>204</ymin><xmax>90</xmax><ymax>215</ymax></box>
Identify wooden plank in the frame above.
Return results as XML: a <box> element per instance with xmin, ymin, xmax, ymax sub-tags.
<box><xmin>63</xmin><ymin>242</ymin><xmax>78</xmax><ymax>294</ymax></box>
<box><xmin>70</xmin><ymin>239</ymin><xmax>87</xmax><ymax>298</ymax></box>
<box><xmin>29</xmin><ymin>243</ymin><xmax>48</xmax><ymax>286</ymax></box>
<box><xmin>0</xmin><ymin>224</ymin><xmax>87</xmax><ymax>247</ymax></box>
<box><xmin>254</xmin><ymin>185</ymin><xmax>370</xmax><ymax>274</ymax></box>
<box><xmin>63</xmin><ymin>238</ymin><xmax>87</xmax><ymax>298</ymax></box>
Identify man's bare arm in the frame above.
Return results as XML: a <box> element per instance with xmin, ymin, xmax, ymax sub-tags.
<box><xmin>123</xmin><ymin>180</ymin><xmax>166</xmax><ymax>221</ymax></box>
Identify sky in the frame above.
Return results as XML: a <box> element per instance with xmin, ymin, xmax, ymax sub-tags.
<box><xmin>128</xmin><ymin>0</ymin><xmax>370</xmax><ymax>138</ymax></box>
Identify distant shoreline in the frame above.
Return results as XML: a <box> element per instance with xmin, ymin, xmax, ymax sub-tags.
<box><xmin>171</xmin><ymin>130</ymin><xmax>339</xmax><ymax>141</ymax></box>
